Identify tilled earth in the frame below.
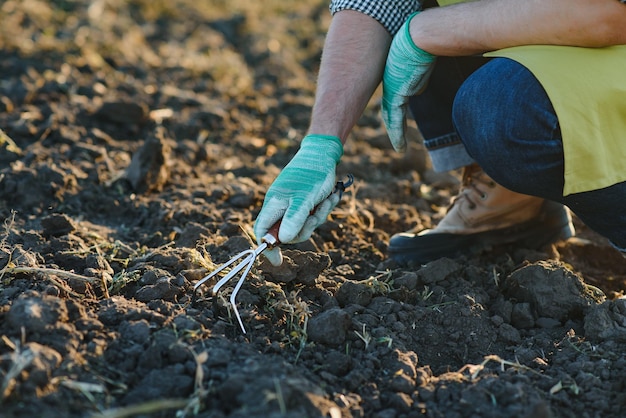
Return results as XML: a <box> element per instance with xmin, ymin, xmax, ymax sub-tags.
<box><xmin>1</xmin><ymin>1</ymin><xmax>626</xmax><ymax>417</ymax></box>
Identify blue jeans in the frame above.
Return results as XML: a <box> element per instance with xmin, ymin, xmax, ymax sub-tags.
<box><xmin>449</xmin><ymin>58</ymin><xmax>626</xmax><ymax>251</ymax></box>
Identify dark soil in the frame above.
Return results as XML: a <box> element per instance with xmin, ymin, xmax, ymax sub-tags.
<box><xmin>1</xmin><ymin>1</ymin><xmax>625</xmax><ymax>417</ymax></box>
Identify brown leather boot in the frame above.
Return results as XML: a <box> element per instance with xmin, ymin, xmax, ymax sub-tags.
<box><xmin>388</xmin><ymin>164</ymin><xmax>575</xmax><ymax>264</ymax></box>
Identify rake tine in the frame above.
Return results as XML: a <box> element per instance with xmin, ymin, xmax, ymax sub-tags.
<box><xmin>193</xmin><ymin>248</ymin><xmax>254</xmax><ymax>293</ymax></box>
<box><xmin>212</xmin><ymin>243</ymin><xmax>270</xmax><ymax>333</ymax></box>
<box><xmin>229</xmin><ymin>254</ymin><xmax>256</xmax><ymax>334</ymax></box>
<box><xmin>212</xmin><ymin>251</ymin><xmax>255</xmax><ymax>294</ymax></box>
<box><xmin>192</xmin><ymin>247</ymin><xmax>258</xmax><ymax>334</ymax></box>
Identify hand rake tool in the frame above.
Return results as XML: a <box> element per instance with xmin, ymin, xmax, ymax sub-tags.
<box><xmin>193</xmin><ymin>174</ymin><xmax>353</xmax><ymax>334</ymax></box>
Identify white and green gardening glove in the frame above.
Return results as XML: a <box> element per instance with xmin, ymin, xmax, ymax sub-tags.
<box><xmin>382</xmin><ymin>11</ymin><xmax>436</xmax><ymax>152</ymax></box>
<box><xmin>254</xmin><ymin>134</ymin><xmax>343</xmax><ymax>266</ymax></box>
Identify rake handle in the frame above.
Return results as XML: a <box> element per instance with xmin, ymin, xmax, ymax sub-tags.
<box><xmin>266</xmin><ymin>221</ymin><xmax>282</xmax><ymax>245</ymax></box>
<box><xmin>263</xmin><ymin>195</ymin><xmax>331</xmax><ymax>246</ymax></box>
<box><xmin>262</xmin><ymin>200</ymin><xmax>328</xmax><ymax>247</ymax></box>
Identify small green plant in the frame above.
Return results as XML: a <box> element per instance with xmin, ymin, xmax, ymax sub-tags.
<box><xmin>354</xmin><ymin>270</ymin><xmax>394</xmax><ymax>296</ymax></box>
<box><xmin>491</xmin><ymin>266</ymin><xmax>500</xmax><ymax>287</ymax></box>
<box><xmin>0</xmin><ymin>210</ymin><xmax>16</xmax><ymax>251</ymax></box>
<box><xmin>1</xmin><ymin>336</ymin><xmax>35</xmax><ymax>402</ymax></box>
<box><xmin>377</xmin><ymin>336</ymin><xmax>393</xmax><ymax>349</ymax></box>
<box><xmin>266</xmin><ymin>289</ymin><xmax>311</xmax><ymax>361</ymax></box>
<box><xmin>562</xmin><ymin>333</ymin><xmax>601</xmax><ymax>358</ymax></box>
<box><xmin>417</xmin><ymin>286</ymin><xmax>434</xmax><ymax>301</ymax></box>
<box><xmin>427</xmin><ymin>301</ymin><xmax>457</xmax><ymax>312</ymax></box>
<box><xmin>354</xmin><ymin>324</ymin><xmax>372</xmax><ymax>349</ymax></box>
<box><xmin>215</xmin><ymin>292</ymin><xmax>237</xmax><ymax>328</ymax></box>
<box><xmin>109</xmin><ymin>270</ymin><xmax>142</xmax><ymax>295</ymax></box>
<box><xmin>549</xmin><ymin>380</ymin><xmax>582</xmax><ymax>396</ymax></box>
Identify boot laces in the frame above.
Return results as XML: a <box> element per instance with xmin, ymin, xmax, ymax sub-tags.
<box><xmin>449</xmin><ymin>164</ymin><xmax>496</xmax><ymax>210</ymax></box>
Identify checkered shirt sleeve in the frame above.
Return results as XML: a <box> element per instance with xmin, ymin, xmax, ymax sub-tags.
<box><xmin>329</xmin><ymin>0</ymin><xmax>422</xmax><ymax>36</ymax></box>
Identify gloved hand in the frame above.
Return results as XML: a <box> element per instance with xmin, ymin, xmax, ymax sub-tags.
<box><xmin>382</xmin><ymin>12</ymin><xmax>436</xmax><ymax>152</ymax></box>
<box><xmin>254</xmin><ymin>134</ymin><xmax>343</xmax><ymax>266</ymax></box>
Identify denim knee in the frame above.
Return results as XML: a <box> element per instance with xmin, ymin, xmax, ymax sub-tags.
<box><xmin>451</xmin><ymin>58</ymin><xmax>565</xmax><ymax>200</ymax></box>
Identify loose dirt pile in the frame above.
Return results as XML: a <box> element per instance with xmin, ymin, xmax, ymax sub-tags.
<box><xmin>1</xmin><ymin>1</ymin><xmax>625</xmax><ymax>417</ymax></box>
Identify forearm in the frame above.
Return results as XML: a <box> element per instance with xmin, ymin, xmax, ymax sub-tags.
<box><xmin>412</xmin><ymin>0</ymin><xmax>626</xmax><ymax>56</ymax></box>
<box><xmin>308</xmin><ymin>10</ymin><xmax>391</xmax><ymax>144</ymax></box>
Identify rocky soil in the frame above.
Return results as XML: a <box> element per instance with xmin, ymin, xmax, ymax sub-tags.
<box><xmin>1</xmin><ymin>1</ymin><xmax>625</xmax><ymax>417</ymax></box>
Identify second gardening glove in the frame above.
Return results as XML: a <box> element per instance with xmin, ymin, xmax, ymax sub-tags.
<box><xmin>253</xmin><ymin>134</ymin><xmax>343</xmax><ymax>266</ymax></box>
<box><xmin>382</xmin><ymin>12</ymin><xmax>436</xmax><ymax>152</ymax></box>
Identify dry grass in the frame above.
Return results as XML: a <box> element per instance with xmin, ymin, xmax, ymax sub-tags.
<box><xmin>0</xmin><ymin>337</ymin><xmax>35</xmax><ymax>403</ymax></box>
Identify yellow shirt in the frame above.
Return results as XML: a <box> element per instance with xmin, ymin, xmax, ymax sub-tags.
<box><xmin>487</xmin><ymin>46</ymin><xmax>626</xmax><ymax>195</ymax></box>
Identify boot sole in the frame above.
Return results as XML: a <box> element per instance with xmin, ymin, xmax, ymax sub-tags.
<box><xmin>388</xmin><ymin>203</ymin><xmax>574</xmax><ymax>265</ymax></box>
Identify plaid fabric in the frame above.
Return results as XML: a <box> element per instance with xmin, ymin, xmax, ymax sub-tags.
<box><xmin>329</xmin><ymin>0</ymin><xmax>422</xmax><ymax>36</ymax></box>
